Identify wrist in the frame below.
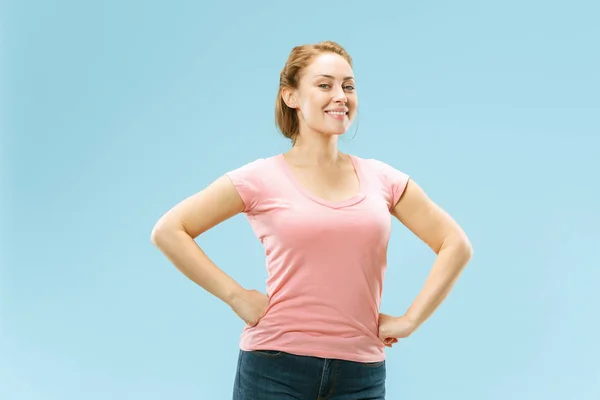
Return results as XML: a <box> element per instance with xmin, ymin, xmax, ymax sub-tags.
<box><xmin>403</xmin><ymin>312</ymin><xmax>421</xmax><ymax>329</ymax></box>
<box><xmin>223</xmin><ymin>282</ymin><xmax>246</xmax><ymax>307</ymax></box>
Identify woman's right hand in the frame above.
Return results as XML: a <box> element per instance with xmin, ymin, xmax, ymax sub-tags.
<box><xmin>229</xmin><ymin>289</ymin><xmax>270</xmax><ymax>326</ymax></box>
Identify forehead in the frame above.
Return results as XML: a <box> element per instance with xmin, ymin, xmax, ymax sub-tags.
<box><xmin>304</xmin><ymin>53</ymin><xmax>354</xmax><ymax>79</ymax></box>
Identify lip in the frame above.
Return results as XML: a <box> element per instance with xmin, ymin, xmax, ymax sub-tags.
<box><xmin>324</xmin><ymin>108</ymin><xmax>348</xmax><ymax>113</ymax></box>
<box><xmin>325</xmin><ymin>109</ymin><xmax>348</xmax><ymax>120</ymax></box>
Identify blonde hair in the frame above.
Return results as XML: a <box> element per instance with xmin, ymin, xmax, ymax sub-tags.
<box><xmin>275</xmin><ymin>41</ymin><xmax>353</xmax><ymax>144</ymax></box>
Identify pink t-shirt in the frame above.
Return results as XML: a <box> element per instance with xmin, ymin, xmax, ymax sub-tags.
<box><xmin>225</xmin><ymin>153</ymin><xmax>409</xmax><ymax>363</ymax></box>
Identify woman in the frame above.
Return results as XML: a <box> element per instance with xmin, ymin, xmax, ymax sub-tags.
<box><xmin>151</xmin><ymin>40</ymin><xmax>473</xmax><ymax>399</ymax></box>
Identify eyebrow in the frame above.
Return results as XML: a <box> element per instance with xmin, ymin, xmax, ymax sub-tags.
<box><xmin>314</xmin><ymin>74</ymin><xmax>355</xmax><ymax>80</ymax></box>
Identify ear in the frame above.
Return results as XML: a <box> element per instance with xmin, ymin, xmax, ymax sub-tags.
<box><xmin>281</xmin><ymin>87</ymin><xmax>297</xmax><ymax>109</ymax></box>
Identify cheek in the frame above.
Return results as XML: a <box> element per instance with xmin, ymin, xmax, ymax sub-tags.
<box><xmin>349</xmin><ymin>94</ymin><xmax>358</xmax><ymax>108</ymax></box>
<box><xmin>348</xmin><ymin>97</ymin><xmax>358</xmax><ymax>118</ymax></box>
<box><xmin>300</xmin><ymin>97</ymin><xmax>326</xmax><ymax>119</ymax></box>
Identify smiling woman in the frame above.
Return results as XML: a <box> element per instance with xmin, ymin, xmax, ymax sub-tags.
<box><xmin>151</xmin><ymin>40</ymin><xmax>473</xmax><ymax>399</ymax></box>
<box><xmin>275</xmin><ymin>41</ymin><xmax>357</xmax><ymax>144</ymax></box>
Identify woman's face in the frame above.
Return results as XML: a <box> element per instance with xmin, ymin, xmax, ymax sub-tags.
<box><xmin>286</xmin><ymin>53</ymin><xmax>357</xmax><ymax>138</ymax></box>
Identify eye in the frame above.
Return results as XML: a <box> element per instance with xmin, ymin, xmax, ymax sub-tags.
<box><xmin>344</xmin><ymin>85</ymin><xmax>355</xmax><ymax>91</ymax></box>
<box><xmin>318</xmin><ymin>84</ymin><xmax>330</xmax><ymax>89</ymax></box>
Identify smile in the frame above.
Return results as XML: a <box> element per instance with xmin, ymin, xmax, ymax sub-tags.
<box><xmin>325</xmin><ymin>111</ymin><xmax>348</xmax><ymax>120</ymax></box>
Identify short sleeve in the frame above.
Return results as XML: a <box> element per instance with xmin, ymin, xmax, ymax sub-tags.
<box><xmin>369</xmin><ymin>159</ymin><xmax>410</xmax><ymax>210</ymax></box>
<box><xmin>225</xmin><ymin>158</ymin><xmax>267</xmax><ymax>213</ymax></box>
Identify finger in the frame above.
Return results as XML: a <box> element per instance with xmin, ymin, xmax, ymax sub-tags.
<box><xmin>383</xmin><ymin>337</ymin><xmax>398</xmax><ymax>345</ymax></box>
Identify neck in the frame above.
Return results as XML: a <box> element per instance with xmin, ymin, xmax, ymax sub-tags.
<box><xmin>288</xmin><ymin>130</ymin><xmax>341</xmax><ymax>166</ymax></box>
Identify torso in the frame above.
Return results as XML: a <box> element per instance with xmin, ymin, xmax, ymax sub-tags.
<box><xmin>281</xmin><ymin>153</ymin><xmax>361</xmax><ymax>203</ymax></box>
<box><xmin>225</xmin><ymin>153</ymin><xmax>410</xmax><ymax>363</ymax></box>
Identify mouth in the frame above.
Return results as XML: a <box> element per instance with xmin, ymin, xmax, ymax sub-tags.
<box><xmin>325</xmin><ymin>110</ymin><xmax>348</xmax><ymax>120</ymax></box>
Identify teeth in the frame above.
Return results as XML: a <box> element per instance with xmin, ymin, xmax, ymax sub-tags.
<box><xmin>327</xmin><ymin>111</ymin><xmax>346</xmax><ymax>116</ymax></box>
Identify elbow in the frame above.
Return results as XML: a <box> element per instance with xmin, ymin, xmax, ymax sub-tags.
<box><xmin>151</xmin><ymin>216</ymin><xmax>189</xmax><ymax>247</ymax></box>
<box><xmin>150</xmin><ymin>219</ymin><xmax>173</xmax><ymax>247</ymax></box>
<box><xmin>437</xmin><ymin>230</ymin><xmax>473</xmax><ymax>259</ymax></box>
<box><xmin>464</xmin><ymin>241</ymin><xmax>474</xmax><ymax>261</ymax></box>
<box><xmin>150</xmin><ymin>224</ymin><xmax>165</xmax><ymax>247</ymax></box>
<box><xmin>441</xmin><ymin>232</ymin><xmax>473</xmax><ymax>262</ymax></box>
<box><xmin>458</xmin><ymin>234</ymin><xmax>474</xmax><ymax>262</ymax></box>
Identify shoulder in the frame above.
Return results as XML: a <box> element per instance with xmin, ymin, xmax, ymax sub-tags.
<box><xmin>352</xmin><ymin>155</ymin><xmax>411</xmax><ymax>210</ymax></box>
<box><xmin>227</xmin><ymin>155</ymin><xmax>279</xmax><ymax>173</ymax></box>
<box><xmin>224</xmin><ymin>154</ymin><xmax>282</xmax><ymax>212</ymax></box>
<box><xmin>225</xmin><ymin>155</ymin><xmax>280</xmax><ymax>183</ymax></box>
<box><xmin>352</xmin><ymin>155</ymin><xmax>409</xmax><ymax>181</ymax></box>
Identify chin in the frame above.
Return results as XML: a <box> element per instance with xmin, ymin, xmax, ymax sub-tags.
<box><xmin>323</xmin><ymin>121</ymin><xmax>353</xmax><ymax>136</ymax></box>
<box><xmin>319</xmin><ymin>127</ymin><xmax>349</xmax><ymax>137</ymax></box>
<box><xmin>307</xmin><ymin>119</ymin><xmax>353</xmax><ymax>137</ymax></box>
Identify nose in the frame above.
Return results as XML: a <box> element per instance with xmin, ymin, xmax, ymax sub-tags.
<box><xmin>332</xmin><ymin>85</ymin><xmax>347</xmax><ymax>104</ymax></box>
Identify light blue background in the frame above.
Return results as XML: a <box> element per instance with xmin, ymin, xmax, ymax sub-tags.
<box><xmin>3</xmin><ymin>0</ymin><xmax>599</xmax><ymax>399</ymax></box>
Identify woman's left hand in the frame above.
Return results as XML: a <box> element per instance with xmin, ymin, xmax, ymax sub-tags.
<box><xmin>378</xmin><ymin>313</ymin><xmax>418</xmax><ymax>347</ymax></box>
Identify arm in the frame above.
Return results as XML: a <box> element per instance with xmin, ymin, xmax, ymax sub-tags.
<box><xmin>391</xmin><ymin>179</ymin><xmax>473</xmax><ymax>332</ymax></box>
<box><xmin>150</xmin><ymin>175</ymin><xmax>246</xmax><ymax>306</ymax></box>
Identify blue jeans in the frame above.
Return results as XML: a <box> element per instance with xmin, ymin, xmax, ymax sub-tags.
<box><xmin>232</xmin><ymin>349</ymin><xmax>386</xmax><ymax>399</ymax></box>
